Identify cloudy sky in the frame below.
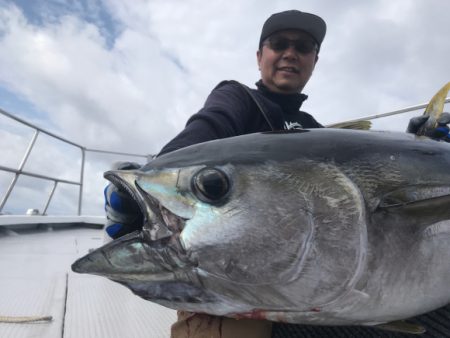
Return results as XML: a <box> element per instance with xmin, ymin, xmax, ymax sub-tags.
<box><xmin>0</xmin><ymin>0</ymin><xmax>449</xmax><ymax>215</ymax></box>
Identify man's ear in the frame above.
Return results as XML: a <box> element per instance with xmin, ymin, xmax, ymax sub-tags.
<box><xmin>257</xmin><ymin>49</ymin><xmax>262</xmax><ymax>70</ymax></box>
<box><xmin>315</xmin><ymin>54</ymin><xmax>319</xmax><ymax>64</ymax></box>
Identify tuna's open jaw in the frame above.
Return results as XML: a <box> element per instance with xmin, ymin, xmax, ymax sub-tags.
<box><xmin>71</xmin><ymin>170</ymin><xmax>222</xmax><ymax>306</ymax></box>
<box><xmin>72</xmin><ymin>170</ymin><xmax>191</xmax><ymax>281</ymax></box>
<box><xmin>105</xmin><ymin>170</ymin><xmax>187</xmax><ymax>243</ymax></box>
<box><xmin>71</xmin><ymin>229</ymin><xmax>217</xmax><ymax>305</ymax></box>
<box><xmin>71</xmin><ymin>230</ymin><xmax>179</xmax><ymax>279</ymax></box>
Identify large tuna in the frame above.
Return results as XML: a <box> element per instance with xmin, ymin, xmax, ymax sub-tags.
<box><xmin>72</xmin><ymin>128</ymin><xmax>450</xmax><ymax>331</ymax></box>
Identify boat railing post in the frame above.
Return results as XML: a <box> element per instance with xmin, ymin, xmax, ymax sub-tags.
<box><xmin>0</xmin><ymin>129</ymin><xmax>40</xmax><ymax>212</ymax></box>
<box><xmin>42</xmin><ymin>181</ymin><xmax>58</xmax><ymax>215</ymax></box>
<box><xmin>78</xmin><ymin>148</ymin><xmax>85</xmax><ymax>216</ymax></box>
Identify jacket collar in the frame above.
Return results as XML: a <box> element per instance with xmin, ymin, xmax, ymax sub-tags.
<box><xmin>255</xmin><ymin>80</ymin><xmax>308</xmax><ymax>113</ymax></box>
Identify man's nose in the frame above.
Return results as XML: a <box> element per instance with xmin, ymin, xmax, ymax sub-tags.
<box><xmin>282</xmin><ymin>45</ymin><xmax>299</xmax><ymax>59</ymax></box>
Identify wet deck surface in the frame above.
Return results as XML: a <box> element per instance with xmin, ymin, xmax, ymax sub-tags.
<box><xmin>0</xmin><ymin>224</ymin><xmax>176</xmax><ymax>338</ymax></box>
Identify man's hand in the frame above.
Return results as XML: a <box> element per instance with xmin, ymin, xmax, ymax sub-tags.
<box><xmin>104</xmin><ymin>162</ymin><xmax>143</xmax><ymax>239</ymax></box>
<box><xmin>407</xmin><ymin>112</ymin><xmax>450</xmax><ymax>141</ymax></box>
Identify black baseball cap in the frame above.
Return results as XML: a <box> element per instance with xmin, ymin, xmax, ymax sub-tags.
<box><xmin>259</xmin><ymin>10</ymin><xmax>327</xmax><ymax>49</ymax></box>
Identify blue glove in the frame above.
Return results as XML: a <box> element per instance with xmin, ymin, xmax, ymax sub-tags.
<box><xmin>104</xmin><ymin>162</ymin><xmax>143</xmax><ymax>239</ymax></box>
<box><xmin>407</xmin><ymin>112</ymin><xmax>450</xmax><ymax>141</ymax></box>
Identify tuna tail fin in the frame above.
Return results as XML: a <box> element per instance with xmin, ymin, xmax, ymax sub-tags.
<box><xmin>375</xmin><ymin>320</ymin><xmax>426</xmax><ymax>335</ymax></box>
<box><xmin>327</xmin><ymin>120</ymin><xmax>372</xmax><ymax>130</ymax></box>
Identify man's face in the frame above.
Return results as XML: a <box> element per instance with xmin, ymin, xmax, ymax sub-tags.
<box><xmin>257</xmin><ymin>30</ymin><xmax>319</xmax><ymax>94</ymax></box>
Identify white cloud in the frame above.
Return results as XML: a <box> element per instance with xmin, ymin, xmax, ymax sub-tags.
<box><xmin>0</xmin><ymin>3</ymin><xmax>190</xmax><ymax>155</ymax></box>
<box><xmin>0</xmin><ymin>0</ymin><xmax>449</xmax><ymax>215</ymax></box>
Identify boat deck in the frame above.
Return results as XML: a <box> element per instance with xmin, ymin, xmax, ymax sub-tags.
<box><xmin>3</xmin><ymin>218</ymin><xmax>450</xmax><ymax>337</ymax></box>
<box><xmin>0</xmin><ymin>217</ymin><xmax>176</xmax><ymax>338</ymax></box>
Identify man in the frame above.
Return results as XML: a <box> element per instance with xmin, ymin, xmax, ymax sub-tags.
<box><xmin>156</xmin><ymin>10</ymin><xmax>324</xmax><ymax>157</ymax></box>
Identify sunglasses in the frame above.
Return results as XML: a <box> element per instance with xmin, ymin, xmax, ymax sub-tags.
<box><xmin>264</xmin><ymin>36</ymin><xmax>318</xmax><ymax>54</ymax></box>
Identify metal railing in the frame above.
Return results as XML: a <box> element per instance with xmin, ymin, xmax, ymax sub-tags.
<box><xmin>325</xmin><ymin>98</ymin><xmax>450</xmax><ymax>126</ymax></box>
<box><xmin>0</xmin><ymin>108</ymin><xmax>150</xmax><ymax>215</ymax></box>
<box><xmin>0</xmin><ymin>97</ymin><xmax>448</xmax><ymax>215</ymax></box>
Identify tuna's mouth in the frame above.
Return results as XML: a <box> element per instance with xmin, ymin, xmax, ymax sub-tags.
<box><xmin>100</xmin><ymin>171</ymin><xmax>196</xmax><ymax>276</ymax></box>
<box><xmin>105</xmin><ymin>171</ymin><xmax>187</xmax><ymax>252</ymax></box>
<box><xmin>73</xmin><ymin>171</ymin><xmax>195</xmax><ymax>275</ymax></box>
<box><xmin>71</xmin><ymin>228</ymin><xmax>209</xmax><ymax>304</ymax></box>
<box><xmin>72</xmin><ymin>171</ymin><xmax>217</xmax><ymax>305</ymax></box>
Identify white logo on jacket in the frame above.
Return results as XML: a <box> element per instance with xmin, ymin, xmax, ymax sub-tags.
<box><xmin>284</xmin><ymin>121</ymin><xmax>303</xmax><ymax>130</ymax></box>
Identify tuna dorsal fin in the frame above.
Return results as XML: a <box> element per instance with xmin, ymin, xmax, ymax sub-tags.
<box><xmin>424</xmin><ymin>82</ymin><xmax>450</xmax><ymax>117</ymax></box>
<box><xmin>417</xmin><ymin>82</ymin><xmax>450</xmax><ymax>135</ymax></box>
<box><xmin>375</xmin><ymin>320</ymin><xmax>426</xmax><ymax>335</ymax></box>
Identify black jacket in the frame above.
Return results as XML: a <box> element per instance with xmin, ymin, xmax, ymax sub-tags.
<box><xmin>158</xmin><ymin>80</ymin><xmax>322</xmax><ymax>156</ymax></box>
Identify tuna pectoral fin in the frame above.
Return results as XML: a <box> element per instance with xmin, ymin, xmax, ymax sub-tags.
<box><xmin>379</xmin><ymin>186</ymin><xmax>450</xmax><ymax>217</ymax></box>
<box><xmin>375</xmin><ymin>320</ymin><xmax>426</xmax><ymax>335</ymax></box>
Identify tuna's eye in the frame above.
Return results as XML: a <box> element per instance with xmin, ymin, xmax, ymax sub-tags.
<box><xmin>192</xmin><ymin>168</ymin><xmax>230</xmax><ymax>203</ymax></box>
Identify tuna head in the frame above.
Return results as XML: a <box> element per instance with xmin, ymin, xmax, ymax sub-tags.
<box><xmin>72</xmin><ymin>133</ymin><xmax>367</xmax><ymax>315</ymax></box>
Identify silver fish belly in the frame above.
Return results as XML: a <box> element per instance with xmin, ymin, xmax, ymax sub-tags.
<box><xmin>72</xmin><ymin>129</ymin><xmax>450</xmax><ymax>327</ymax></box>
